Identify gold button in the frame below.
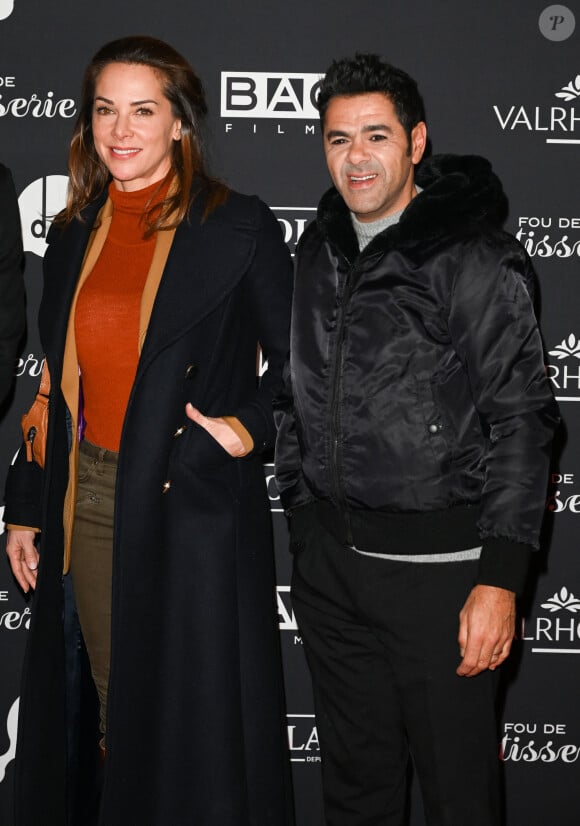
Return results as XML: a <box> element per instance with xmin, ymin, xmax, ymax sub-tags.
<box><xmin>162</xmin><ymin>480</ymin><xmax>172</xmax><ymax>494</ymax></box>
<box><xmin>174</xmin><ymin>426</ymin><xmax>186</xmax><ymax>438</ymax></box>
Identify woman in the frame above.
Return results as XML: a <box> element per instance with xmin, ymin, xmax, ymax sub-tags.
<box><xmin>5</xmin><ymin>36</ymin><xmax>294</xmax><ymax>826</ymax></box>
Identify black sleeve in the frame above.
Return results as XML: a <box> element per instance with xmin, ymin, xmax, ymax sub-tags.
<box><xmin>0</xmin><ymin>164</ymin><xmax>26</xmax><ymax>406</ymax></box>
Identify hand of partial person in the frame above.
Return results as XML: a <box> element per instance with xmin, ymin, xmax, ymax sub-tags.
<box><xmin>456</xmin><ymin>584</ymin><xmax>516</xmax><ymax>677</ymax></box>
<box><xmin>185</xmin><ymin>404</ymin><xmax>246</xmax><ymax>457</ymax></box>
<box><xmin>5</xmin><ymin>530</ymin><xmax>39</xmax><ymax>593</ymax></box>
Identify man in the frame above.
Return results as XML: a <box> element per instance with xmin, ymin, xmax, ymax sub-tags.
<box><xmin>275</xmin><ymin>54</ymin><xmax>558</xmax><ymax>825</ymax></box>
<box><xmin>0</xmin><ymin>162</ymin><xmax>25</xmax><ymax>407</ymax></box>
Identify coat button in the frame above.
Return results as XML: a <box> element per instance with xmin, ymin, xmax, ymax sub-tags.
<box><xmin>174</xmin><ymin>425</ymin><xmax>187</xmax><ymax>438</ymax></box>
<box><xmin>185</xmin><ymin>363</ymin><xmax>198</xmax><ymax>379</ymax></box>
<box><xmin>428</xmin><ymin>423</ymin><xmax>441</xmax><ymax>434</ymax></box>
<box><xmin>162</xmin><ymin>480</ymin><xmax>172</xmax><ymax>494</ymax></box>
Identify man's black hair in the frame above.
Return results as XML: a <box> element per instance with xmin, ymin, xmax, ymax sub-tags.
<box><xmin>317</xmin><ymin>53</ymin><xmax>426</xmax><ymax>143</ymax></box>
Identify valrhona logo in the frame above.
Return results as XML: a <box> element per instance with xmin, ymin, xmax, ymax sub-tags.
<box><xmin>547</xmin><ymin>335</ymin><xmax>580</xmax><ymax>401</ymax></box>
<box><xmin>518</xmin><ymin>584</ymin><xmax>580</xmax><ymax>654</ymax></box>
<box><xmin>493</xmin><ymin>73</ymin><xmax>580</xmax><ymax>144</ymax></box>
<box><xmin>501</xmin><ymin>720</ymin><xmax>580</xmax><ymax>764</ymax></box>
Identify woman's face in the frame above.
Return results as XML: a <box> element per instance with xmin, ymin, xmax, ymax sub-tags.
<box><xmin>92</xmin><ymin>62</ymin><xmax>181</xmax><ymax>192</ymax></box>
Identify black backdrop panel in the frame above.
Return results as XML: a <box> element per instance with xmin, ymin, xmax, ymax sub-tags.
<box><xmin>1</xmin><ymin>2</ymin><xmax>579</xmax><ymax>824</ymax></box>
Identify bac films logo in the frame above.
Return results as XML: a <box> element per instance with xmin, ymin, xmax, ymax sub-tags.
<box><xmin>493</xmin><ymin>72</ymin><xmax>580</xmax><ymax>146</ymax></box>
<box><xmin>221</xmin><ymin>71</ymin><xmax>322</xmax><ymax>135</ymax></box>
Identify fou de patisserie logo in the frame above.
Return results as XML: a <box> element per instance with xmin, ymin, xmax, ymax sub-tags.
<box><xmin>0</xmin><ymin>0</ymin><xmax>14</xmax><ymax>20</ymax></box>
<box><xmin>547</xmin><ymin>335</ymin><xmax>580</xmax><ymax>401</ymax></box>
<box><xmin>493</xmin><ymin>73</ymin><xmax>580</xmax><ymax>145</ymax></box>
<box><xmin>501</xmin><ymin>719</ymin><xmax>580</xmax><ymax>764</ymax></box>
<box><xmin>514</xmin><ymin>214</ymin><xmax>580</xmax><ymax>260</ymax></box>
<box><xmin>18</xmin><ymin>175</ymin><xmax>68</xmax><ymax>258</ymax></box>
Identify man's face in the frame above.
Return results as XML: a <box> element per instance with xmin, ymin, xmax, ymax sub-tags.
<box><xmin>323</xmin><ymin>92</ymin><xmax>426</xmax><ymax>223</ymax></box>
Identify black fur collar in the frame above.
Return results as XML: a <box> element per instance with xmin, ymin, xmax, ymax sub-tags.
<box><xmin>316</xmin><ymin>154</ymin><xmax>508</xmax><ymax>261</ymax></box>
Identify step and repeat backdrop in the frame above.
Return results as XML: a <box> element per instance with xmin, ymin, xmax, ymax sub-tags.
<box><xmin>0</xmin><ymin>1</ymin><xmax>578</xmax><ymax>823</ymax></box>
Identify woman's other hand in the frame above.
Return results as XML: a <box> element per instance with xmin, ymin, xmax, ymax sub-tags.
<box><xmin>6</xmin><ymin>530</ymin><xmax>39</xmax><ymax>592</ymax></box>
<box><xmin>185</xmin><ymin>404</ymin><xmax>247</xmax><ymax>457</ymax></box>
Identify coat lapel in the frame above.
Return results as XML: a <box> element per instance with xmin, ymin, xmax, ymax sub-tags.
<box><xmin>136</xmin><ymin>195</ymin><xmax>256</xmax><ymax>375</ymax></box>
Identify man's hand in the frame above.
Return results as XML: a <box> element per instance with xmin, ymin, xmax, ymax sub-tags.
<box><xmin>456</xmin><ymin>584</ymin><xmax>516</xmax><ymax>677</ymax></box>
<box><xmin>185</xmin><ymin>404</ymin><xmax>246</xmax><ymax>457</ymax></box>
<box><xmin>5</xmin><ymin>530</ymin><xmax>39</xmax><ymax>593</ymax></box>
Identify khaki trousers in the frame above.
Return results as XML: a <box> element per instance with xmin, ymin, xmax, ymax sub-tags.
<box><xmin>69</xmin><ymin>439</ymin><xmax>118</xmax><ymax>744</ymax></box>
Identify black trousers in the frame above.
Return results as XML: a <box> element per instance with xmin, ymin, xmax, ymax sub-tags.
<box><xmin>291</xmin><ymin>513</ymin><xmax>501</xmax><ymax>826</ymax></box>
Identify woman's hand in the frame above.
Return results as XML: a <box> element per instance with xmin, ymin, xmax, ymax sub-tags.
<box><xmin>185</xmin><ymin>404</ymin><xmax>247</xmax><ymax>457</ymax></box>
<box><xmin>5</xmin><ymin>530</ymin><xmax>39</xmax><ymax>593</ymax></box>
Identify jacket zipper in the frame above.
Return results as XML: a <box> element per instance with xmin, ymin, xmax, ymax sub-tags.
<box><xmin>329</xmin><ymin>262</ymin><xmax>356</xmax><ymax>545</ymax></box>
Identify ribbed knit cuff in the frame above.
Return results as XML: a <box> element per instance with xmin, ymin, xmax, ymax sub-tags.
<box><xmin>476</xmin><ymin>537</ymin><xmax>533</xmax><ymax>595</ymax></box>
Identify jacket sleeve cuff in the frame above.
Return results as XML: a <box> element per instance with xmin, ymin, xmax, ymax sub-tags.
<box><xmin>234</xmin><ymin>402</ymin><xmax>273</xmax><ymax>455</ymax></box>
<box><xmin>476</xmin><ymin>537</ymin><xmax>533</xmax><ymax>595</ymax></box>
<box><xmin>222</xmin><ymin>416</ymin><xmax>254</xmax><ymax>455</ymax></box>
<box><xmin>5</xmin><ymin>524</ymin><xmax>41</xmax><ymax>533</ymax></box>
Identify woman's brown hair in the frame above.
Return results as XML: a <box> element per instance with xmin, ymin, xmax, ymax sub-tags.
<box><xmin>61</xmin><ymin>35</ymin><xmax>228</xmax><ymax>233</ymax></box>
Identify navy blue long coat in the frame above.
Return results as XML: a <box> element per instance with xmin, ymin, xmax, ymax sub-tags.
<box><xmin>5</xmin><ymin>185</ymin><xmax>294</xmax><ymax>826</ymax></box>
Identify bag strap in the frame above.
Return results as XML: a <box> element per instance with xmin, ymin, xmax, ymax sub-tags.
<box><xmin>38</xmin><ymin>359</ymin><xmax>50</xmax><ymax>397</ymax></box>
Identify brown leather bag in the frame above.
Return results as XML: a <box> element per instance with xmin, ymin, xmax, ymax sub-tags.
<box><xmin>21</xmin><ymin>359</ymin><xmax>50</xmax><ymax>468</ymax></box>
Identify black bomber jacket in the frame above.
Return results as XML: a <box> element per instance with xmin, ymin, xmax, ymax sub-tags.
<box><xmin>274</xmin><ymin>154</ymin><xmax>559</xmax><ymax>593</ymax></box>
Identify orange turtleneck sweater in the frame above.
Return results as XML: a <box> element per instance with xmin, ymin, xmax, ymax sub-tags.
<box><xmin>75</xmin><ymin>178</ymin><xmax>169</xmax><ymax>452</ymax></box>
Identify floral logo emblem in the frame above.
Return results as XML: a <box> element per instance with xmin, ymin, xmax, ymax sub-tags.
<box><xmin>549</xmin><ymin>334</ymin><xmax>580</xmax><ymax>360</ymax></box>
<box><xmin>541</xmin><ymin>587</ymin><xmax>580</xmax><ymax>613</ymax></box>
<box><xmin>555</xmin><ymin>75</ymin><xmax>580</xmax><ymax>102</ymax></box>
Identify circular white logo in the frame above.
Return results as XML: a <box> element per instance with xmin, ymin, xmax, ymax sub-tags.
<box><xmin>0</xmin><ymin>1</ymin><xmax>14</xmax><ymax>22</ymax></box>
<box><xmin>18</xmin><ymin>175</ymin><xmax>68</xmax><ymax>258</ymax></box>
<box><xmin>539</xmin><ymin>5</ymin><xmax>576</xmax><ymax>41</ymax></box>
